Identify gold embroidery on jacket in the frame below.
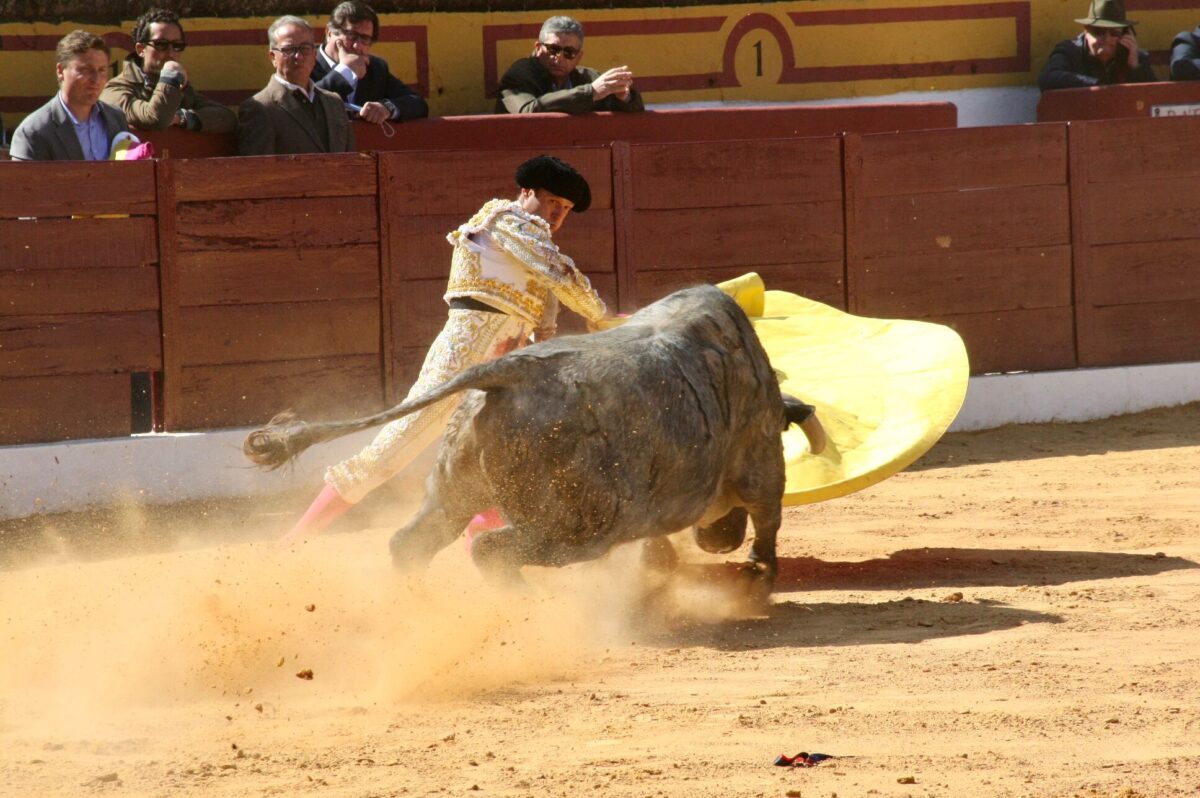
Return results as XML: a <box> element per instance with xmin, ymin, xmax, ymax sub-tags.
<box><xmin>443</xmin><ymin>198</ymin><xmax>607</xmax><ymax>324</ymax></box>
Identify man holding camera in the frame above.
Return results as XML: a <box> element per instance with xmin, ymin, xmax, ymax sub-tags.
<box><xmin>101</xmin><ymin>7</ymin><xmax>236</xmax><ymax>132</ymax></box>
<box><xmin>495</xmin><ymin>16</ymin><xmax>644</xmax><ymax>115</ymax></box>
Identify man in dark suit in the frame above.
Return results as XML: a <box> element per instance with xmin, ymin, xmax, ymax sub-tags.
<box><xmin>10</xmin><ymin>30</ymin><xmax>129</xmax><ymax>161</ymax></box>
<box><xmin>311</xmin><ymin>1</ymin><xmax>428</xmax><ymax>125</ymax></box>
<box><xmin>238</xmin><ymin>15</ymin><xmax>355</xmax><ymax>156</ymax></box>
<box><xmin>495</xmin><ymin>16</ymin><xmax>644</xmax><ymax>115</ymax></box>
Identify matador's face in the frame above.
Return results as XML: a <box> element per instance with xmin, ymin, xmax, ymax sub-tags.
<box><xmin>519</xmin><ymin>188</ymin><xmax>574</xmax><ymax>233</ymax></box>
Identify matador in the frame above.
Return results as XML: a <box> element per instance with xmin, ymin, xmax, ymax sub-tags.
<box><xmin>278</xmin><ymin>155</ymin><xmax>608</xmax><ymax>543</ymax></box>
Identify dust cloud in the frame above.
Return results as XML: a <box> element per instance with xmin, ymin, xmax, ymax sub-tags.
<box><xmin>0</xmin><ymin>515</ymin><xmax>741</xmax><ymax>743</ymax></box>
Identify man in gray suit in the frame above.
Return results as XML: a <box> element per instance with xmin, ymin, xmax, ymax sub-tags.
<box><xmin>10</xmin><ymin>30</ymin><xmax>129</xmax><ymax>161</ymax></box>
<box><xmin>238</xmin><ymin>16</ymin><xmax>355</xmax><ymax>156</ymax></box>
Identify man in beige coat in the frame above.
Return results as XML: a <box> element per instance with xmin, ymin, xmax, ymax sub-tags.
<box><xmin>100</xmin><ymin>8</ymin><xmax>236</xmax><ymax>133</ymax></box>
<box><xmin>237</xmin><ymin>15</ymin><xmax>355</xmax><ymax>156</ymax></box>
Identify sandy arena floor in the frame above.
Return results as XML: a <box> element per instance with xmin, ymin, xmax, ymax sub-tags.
<box><xmin>2</xmin><ymin>403</ymin><xmax>1199</xmax><ymax>798</ymax></box>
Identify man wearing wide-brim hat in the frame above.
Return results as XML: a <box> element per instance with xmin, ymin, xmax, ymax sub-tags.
<box><xmin>1039</xmin><ymin>0</ymin><xmax>1156</xmax><ymax>91</ymax></box>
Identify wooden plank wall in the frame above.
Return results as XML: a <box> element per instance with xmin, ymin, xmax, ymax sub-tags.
<box><xmin>1037</xmin><ymin>82</ymin><xmax>1200</xmax><ymax>124</ymax></box>
<box><xmin>0</xmin><ymin>162</ymin><xmax>161</xmax><ymax>445</ymax></box>
<box><xmin>1072</xmin><ymin>115</ymin><xmax>1200</xmax><ymax>367</ymax></box>
<box><xmin>624</xmin><ymin>138</ymin><xmax>847</xmax><ymax>310</ymax></box>
<box><xmin>847</xmin><ymin>125</ymin><xmax>1076</xmax><ymax>375</ymax></box>
<box><xmin>12</xmin><ymin>115</ymin><xmax>1200</xmax><ymax>447</ymax></box>
<box><xmin>162</xmin><ymin>154</ymin><xmax>386</xmax><ymax>430</ymax></box>
<box><xmin>377</xmin><ymin>147</ymin><xmax>616</xmax><ymax>403</ymax></box>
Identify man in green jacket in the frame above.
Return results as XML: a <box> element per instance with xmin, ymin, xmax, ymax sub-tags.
<box><xmin>101</xmin><ymin>7</ymin><xmax>236</xmax><ymax>132</ymax></box>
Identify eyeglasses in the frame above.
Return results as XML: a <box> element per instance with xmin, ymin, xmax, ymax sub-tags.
<box><xmin>146</xmin><ymin>39</ymin><xmax>187</xmax><ymax>52</ymax></box>
<box><xmin>336</xmin><ymin>28</ymin><xmax>374</xmax><ymax>45</ymax></box>
<box><xmin>271</xmin><ymin>43</ymin><xmax>317</xmax><ymax>58</ymax></box>
<box><xmin>1087</xmin><ymin>26</ymin><xmax>1129</xmax><ymax>38</ymax></box>
<box><xmin>538</xmin><ymin>42</ymin><xmax>580</xmax><ymax>59</ymax></box>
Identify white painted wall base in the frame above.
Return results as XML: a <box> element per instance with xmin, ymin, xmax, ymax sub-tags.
<box><xmin>949</xmin><ymin>361</ymin><xmax>1200</xmax><ymax>431</ymax></box>
<box><xmin>4</xmin><ymin>360</ymin><xmax>1200</xmax><ymax>521</ymax></box>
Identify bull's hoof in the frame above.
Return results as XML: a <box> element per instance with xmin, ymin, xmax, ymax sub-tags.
<box><xmin>734</xmin><ymin>560</ymin><xmax>776</xmax><ymax>611</ymax></box>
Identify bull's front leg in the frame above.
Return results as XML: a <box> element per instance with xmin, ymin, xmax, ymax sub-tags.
<box><xmin>741</xmin><ymin>503</ymin><xmax>781</xmax><ymax>604</ymax></box>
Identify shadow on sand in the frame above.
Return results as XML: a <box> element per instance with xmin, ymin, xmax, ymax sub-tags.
<box><xmin>909</xmin><ymin>402</ymin><xmax>1200</xmax><ymax>472</ymax></box>
<box><xmin>644</xmin><ymin>596</ymin><xmax>1054</xmax><ymax>651</ymax></box>
<box><xmin>771</xmin><ymin>547</ymin><xmax>1196</xmax><ymax>591</ymax></box>
<box><xmin>639</xmin><ymin>547</ymin><xmax>1196</xmax><ymax>651</ymax></box>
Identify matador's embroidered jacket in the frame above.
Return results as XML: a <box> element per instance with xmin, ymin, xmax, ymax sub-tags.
<box><xmin>443</xmin><ymin>198</ymin><xmax>607</xmax><ymax>325</ymax></box>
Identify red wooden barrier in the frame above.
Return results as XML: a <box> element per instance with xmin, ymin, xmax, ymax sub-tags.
<box><xmin>136</xmin><ymin>103</ymin><xmax>957</xmax><ymax>159</ymax></box>
<box><xmin>625</xmin><ymin>136</ymin><xmax>846</xmax><ymax>310</ymax></box>
<box><xmin>1037</xmin><ymin>81</ymin><xmax>1200</xmax><ymax>123</ymax></box>
<box><xmin>0</xmin><ymin>161</ymin><xmax>161</xmax><ymax>444</ymax></box>
<box><xmin>12</xmin><ymin>111</ymin><xmax>1200</xmax><ymax>447</ymax></box>
<box><xmin>1071</xmin><ymin>114</ymin><xmax>1200</xmax><ymax>367</ymax></box>
<box><xmin>377</xmin><ymin>147</ymin><xmax>616</xmax><ymax>402</ymax></box>
<box><xmin>160</xmin><ymin>153</ymin><xmax>386</xmax><ymax>430</ymax></box>
<box><xmin>847</xmin><ymin>124</ymin><xmax>1075</xmax><ymax>375</ymax></box>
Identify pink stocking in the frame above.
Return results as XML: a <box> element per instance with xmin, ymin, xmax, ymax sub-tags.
<box><xmin>277</xmin><ymin>483</ymin><xmax>352</xmax><ymax>546</ymax></box>
<box><xmin>463</xmin><ymin>507</ymin><xmax>506</xmax><ymax>550</ymax></box>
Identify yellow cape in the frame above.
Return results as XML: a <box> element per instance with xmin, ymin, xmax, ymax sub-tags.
<box><xmin>715</xmin><ymin>273</ymin><xmax>969</xmax><ymax>505</ymax></box>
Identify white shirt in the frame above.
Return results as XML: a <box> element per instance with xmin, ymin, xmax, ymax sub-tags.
<box><xmin>317</xmin><ymin>46</ymin><xmax>359</xmax><ymax>95</ymax></box>
<box><xmin>272</xmin><ymin>74</ymin><xmax>316</xmax><ymax>102</ymax></box>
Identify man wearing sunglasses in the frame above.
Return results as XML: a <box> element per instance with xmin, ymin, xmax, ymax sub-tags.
<box><xmin>311</xmin><ymin>1</ymin><xmax>428</xmax><ymax>125</ymax></box>
<box><xmin>101</xmin><ymin>8</ymin><xmax>236</xmax><ymax>133</ymax></box>
<box><xmin>496</xmin><ymin>16</ymin><xmax>644</xmax><ymax>115</ymax></box>
<box><xmin>238</xmin><ymin>15</ymin><xmax>355</xmax><ymax>156</ymax></box>
<box><xmin>1039</xmin><ymin>0</ymin><xmax>1155</xmax><ymax>90</ymax></box>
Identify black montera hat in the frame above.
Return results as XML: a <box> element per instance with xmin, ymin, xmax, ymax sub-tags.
<box><xmin>515</xmin><ymin>155</ymin><xmax>591</xmax><ymax>213</ymax></box>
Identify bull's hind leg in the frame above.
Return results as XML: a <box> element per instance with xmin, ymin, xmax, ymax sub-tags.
<box><xmin>468</xmin><ymin>522</ymin><xmax>608</xmax><ymax>586</ymax></box>
<box><xmin>694</xmin><ymin>507</ymin><xmax>749</xmax><ymax>554</ymax></box>
<box><xmin>467</xmin><ymin>525</ymin><xmax>530</xmax><ymax>586</ymax></box>
<box><xmin>388</xmin><ymin>484</ymin><xmax>477</xmax><ymax>572</ymax></box>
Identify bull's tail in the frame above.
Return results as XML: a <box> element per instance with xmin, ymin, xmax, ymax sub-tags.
<box><xmin>243</xmin><ymin>354</ymin><xmax>531</xmax><ymax>470</ymax></box>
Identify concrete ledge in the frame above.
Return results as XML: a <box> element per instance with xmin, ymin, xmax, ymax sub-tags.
<box><xmin>0</xmin><ymin>427</ymin><xmax>378</xmax><ymax>521</ymax></box>
<box><xmin>5</xmin><ymin>360</ymin><xmax>1200</xmax><ymax>521</ymax></box>
<box><xmin>950</xmin><ymin>361</ymin><xmax>1200</xmax><ymax>431</ymax></box>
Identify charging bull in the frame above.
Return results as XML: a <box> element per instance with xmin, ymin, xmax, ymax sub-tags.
<box><xmin>245</xmin><ymin>285</ymin><xmax>814</xmax><ymax>595</ymax></box>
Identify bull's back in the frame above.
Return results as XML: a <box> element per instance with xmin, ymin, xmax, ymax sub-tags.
<box><xmin>474</xmin><ymin>313</ymin><xmax>780</xmax><ymax>547</ymax></box>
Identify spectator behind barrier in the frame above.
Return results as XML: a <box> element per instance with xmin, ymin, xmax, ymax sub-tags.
<box><xmin>495</xmin><ymin>16</ymin><xmax>644</xmax><ymax>115</ymax></box>
<box><xmin>1169</xmin><ymin>25</ymin><xmax>1200</xmax><ymax>79</ymax></box>
<box><xmin>10</xmin><ymin>30</ymin><xmax>129</xmax><ymax>161</ymax></box>
<box><xmin>101</xmin><ymin>8</ymin><xmax>237</xmax><ymax>133</ymax></box>
<box><xmin>237</xmin><ymin>15</ymin><xmax>355</xmax><ymax>156</ymax></box>
<box><xmin>1039</xmin><ymin>0</ymin><xmax>1156</xmax><ymax>91</ymax></box>
<box><xmin>312</xmin><ymin>1</ymin><xmax>428</xmax><ymax>125</ymax></box>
